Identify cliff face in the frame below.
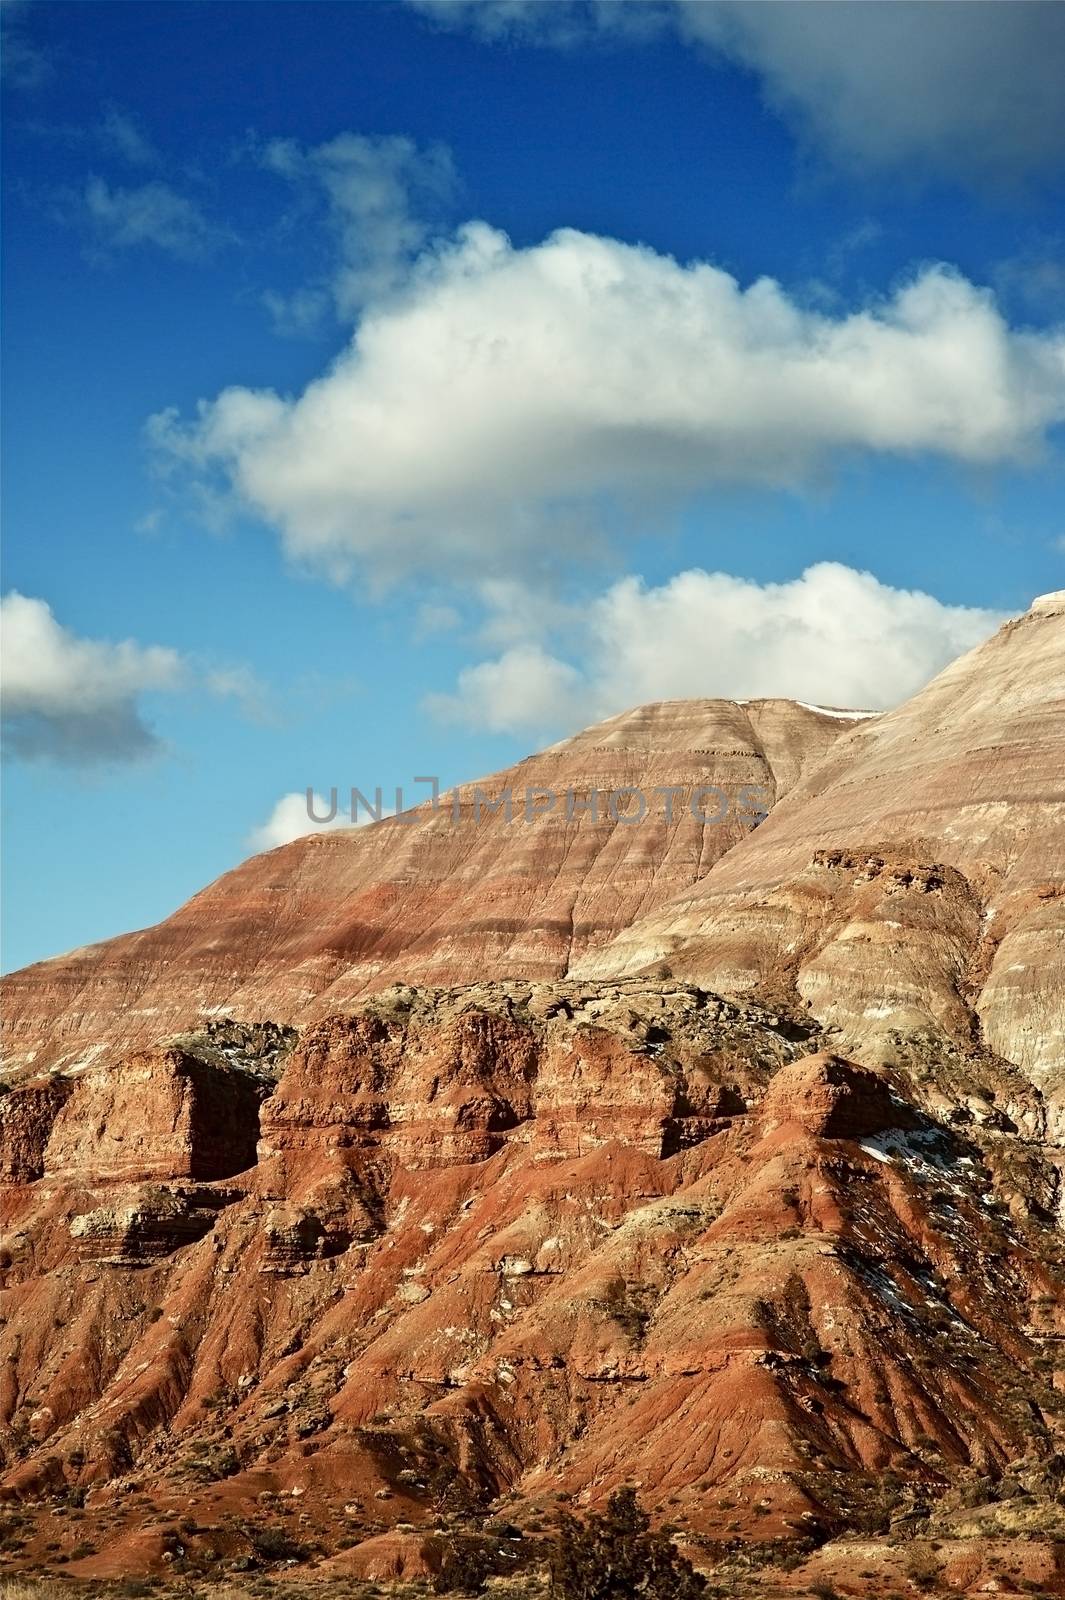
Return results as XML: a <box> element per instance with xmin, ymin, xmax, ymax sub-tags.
<box><xmin>0</xmin><ymin>697</ymin><xmax>853</xmax><ymax>1076</ymax></box>
<box><xmin>42</xmin><ymin>1047</ymin><xmax>264</xmax><ymax>1184</ymax></box>
<box><xmin>576</xmin><ymin>595</ymin><xmax>1065</xmax><ymax>1099</ymax></box>
<box><xmin>0</xmin><ymin>984</ymin><xmax>1061</xmax><ymax>1583</ymax></box>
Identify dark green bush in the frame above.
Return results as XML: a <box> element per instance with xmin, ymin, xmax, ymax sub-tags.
<box><xmin>548</xmin><ymin>1486</ymin><xmax>706</xmax><ymax>1598</ymax></box>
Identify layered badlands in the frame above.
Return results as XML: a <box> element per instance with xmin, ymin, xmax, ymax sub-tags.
<box><xmin>1</xmin><ymin>987</ymin><xmax>1063</xmax><ymax>1589</ymax></box>
<box><xmin>0</xmin><ymin>598</ymin><xmax>1063</xmax><ymax>1593</ymax></box>
<box><xmin>577</xmin><ymin>594</ymin><xmax>1065</xmax><ymax>1096</ymax></box>
<box><xmin>0</xmin><ymin>697</ymin><xmax>855</xmax><ymax>1076</ymax></box>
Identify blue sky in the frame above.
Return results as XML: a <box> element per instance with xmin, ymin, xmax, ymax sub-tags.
<box><xmin>2</xmin><ymin>0</ymin><xmax>1064</xmax><ymax>973</ymax></box>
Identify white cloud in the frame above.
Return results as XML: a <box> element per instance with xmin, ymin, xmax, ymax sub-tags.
<box><xmin>82</xmin><ymin>176</ymin><xmax>221</xmax><ymax>261</ymax></box>
<box><xmin>151</xmin><ymin>225</ymin><xmax>1065</xmax><ymax>589</ymax></box>
<box><xmin>413</xmin><ymin>1</ymin><xmax>1065</xmax><ymax>184</ymax></box>
<box><xmin>426</xmin><ymin>643</ymin><xmax>583</xmax><ymax>734</ymax></box>
<box><xmin>430</xmin><ymin>563</ymin><xmax>1005</xmax><ymax>733</ymax></box>
<box><xmin>583</xmin><ymin>562</ymin><xmax>1006</xmax><ymax>711</ymax></box>
<box><xmin>0</xmin><ymin>592</ymin><xmax>185</xmax><ymax>763</ymax></box>
<box><xmin>259</xmin><ymin>132</ymin><xmax>456</xmax><ymax>329</ymax></box>
<box><xmin>0</xmin><ymin>593</ymin><xmax>268</xmax><ymax>764</ymax></box>
<box><xmin>680</xmin><ymin>1</ymin><xmax>1065</xmax><ymax>186</ymax></box>
<box><xmin>100</xmin><ymin>107</ymin><xmax>159</xmax><ymax>168</ymax></box>
<box><xmin>248</xmin><ymin>789</ymin><xmax>392</xmax><ymax>851</ymax></box>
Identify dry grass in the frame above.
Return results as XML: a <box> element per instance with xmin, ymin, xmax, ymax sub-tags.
<box><xmin>0</xmin><ymin>1584</ymin><xmax>71</xmax><ymax>1600</ymax></box>
<box><xmin>0</xmin><ymin>1587</ymin><xmax>259</xmax><ymax>1600</ymax></box>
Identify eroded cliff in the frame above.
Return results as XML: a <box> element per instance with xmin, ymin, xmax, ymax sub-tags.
<box><xmin>0</xmin><ymin>983</ymin><xmax>1061</xmax><ymax>1585</ymax></box>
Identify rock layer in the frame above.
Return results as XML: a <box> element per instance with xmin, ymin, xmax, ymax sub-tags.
<box><xmin>0</xmin><ymin>699</ymin><xmax>855</xmax><ymax>1075</ymax></box>
<box><xmin>42</xmin><ymin>1047</ymin><xmax>265</xmax><ymax>1184</ymax></box>
<box><xmin>0</xmin><ymin>985</ymin><xmax>1061</xmax><ymax>1582</ymax></box>
<box><xmin>576</xmin><ymin>594</ymin><xmax>1065</xmax><ymax>1096</ymax></box>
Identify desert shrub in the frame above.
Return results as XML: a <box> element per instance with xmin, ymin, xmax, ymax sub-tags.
<box><xmin>242</xmin><ymin>1523</ymin><xmax>307</xmax><ymax>1562</ymax></box>
<box><xmin>548</xmin><ymin>1487</ymin><xmax>705</xmax><ymax>1598</ymax></box>
<box><xmin>187</xmin><ymin>1442</ymin><xmax>240</xmax><ymax>1482</ymax></box>
<box><xmin>429</xmin><ymin>1533</ymin><xmax>495</xmax><ymax>1594</ymax></box>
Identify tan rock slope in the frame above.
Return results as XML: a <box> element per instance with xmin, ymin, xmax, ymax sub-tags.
<box><xmin>576</xmin><ymin>593</ymin><xmax>1065</xmax><ymax>1098</ymax></box>
<box><xmin>0</xmin><ymin>698</ymin><xmax>854</xmax><ymax>1076</ymax></box>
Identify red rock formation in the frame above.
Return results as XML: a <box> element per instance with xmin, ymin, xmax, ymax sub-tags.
<box><xmin>43</xmin><ymin>1047</ymin><xmax>264</xmax><ymax>1184</ymax></box>
<box><xmin>755</xmin><ymin>1051</ymin><xmax>918</xmax><ymax>1140</ymax></box>
<box><xmin>0</xmin><ymin>986</ymin><xmax>1060</xmax><ymax>1583</ymax></box>
<box><xmin>0</xmin><ymin>699</ymin><xmax>855</xmax><ymax>1075</ymax></box>
<box><xmin>0</xmin><ymin>1076</ymin><xmax>73</xmax><ymax>1183</ymax></box>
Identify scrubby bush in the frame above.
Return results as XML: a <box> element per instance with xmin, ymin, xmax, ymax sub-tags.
<box><xmin>430</xmin><ymin>1533</ymin><xmax>495</xmax><ymax>1594</ymax></box>
<box><xmin>548</xmin><ymin>1487</ymin><xmax>705</xmax><ymax>1598</ymax></box>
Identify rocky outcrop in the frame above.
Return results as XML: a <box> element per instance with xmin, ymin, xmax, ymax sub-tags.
<box><xmin>69</xmin><ymin>1184</ymin><xmax>232</xmax><ymax>1264</ymax></box>
<box><xmin>0</xmin><ymin>1076</ymin><xmax>73</xmax><ymax>1183</ymax></box>
<box><xmin>0</xmin><ymin>699</ymin><xmax>856</xmax><ymax>1075</ymax></box>
<box><xmin>43</xmin><ymin>1047</ymin><xmax>264</xmax><ymax>1183</ymax></box>
<box><xmin>756</xmin><ymin>1052</ymin><xmax>918</xmax><ymax>1139</ymax></box>
<box><xmin>257</xmin><ymin>980</ymin><xmax>815</xmax><ymax>1181</ymax></box>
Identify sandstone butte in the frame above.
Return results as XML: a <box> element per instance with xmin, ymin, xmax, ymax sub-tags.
<box><xmin>0</xmin><ymin>596</ymin><xmax>1061</xmax><ymax>1598</ymax></box>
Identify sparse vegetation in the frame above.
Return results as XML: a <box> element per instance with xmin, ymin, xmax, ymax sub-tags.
<box><xmin>548</xmin><ymin>1487</ymin><xmax>705</xmax><ymax>1598</ymax></box>
<box><xmin>428</xmin><ymin>1532</ymin><xmax>496</xmax><ymax>1594</ymax></box>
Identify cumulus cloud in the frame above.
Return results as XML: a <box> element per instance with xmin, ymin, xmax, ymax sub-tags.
<box><xmin>429</xmin><ymin>563</ymin><xmax>1005</xmax><ymax>734</ymax></box>
<box><xmin>81</xmin><ymin>176</ymin><xmax>222</xmax><ymax>261</ymax></box>
<box><xmin>681</xmin><ymin>1</ymin><xmax>1065</xmax><ymax>186</ymax></box>
<box><xmin>0</xmin><ymin>592</ymin><xmax>185</xmax><ymax>763</ymax></box>
<box><xmin>151</xmin><ymin>224</ymin><xmax>1065</xmax><ymax>588</ymax></box>
<box><xmin>413</xmin><ymin>1</ymin><xmax>1065</xmax><ymax>184</ymax></box>
<box><xmin>248</xmin><ymin>789</ymin><xmax>395</xmax><ymax>851</ymax></box>
<box><xmin>259</xmin><ymin>132</ymin><xmax>456</xmax><ymax>330</ymax></box>
<box><xmin>426</xmin><ymin>643</ymin><xmax>584</xmax><ymax>734</ymax></box>
<box><xmin>0</xmin><ymin>593</ymin><xmax>267</xmax><ymax>764</ymax></box>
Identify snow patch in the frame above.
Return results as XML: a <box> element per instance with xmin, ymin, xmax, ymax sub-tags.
<box><xmin>796</xmin><ymin>702</ymin><xmax>879</xmax><ymax>721</ymax></box>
